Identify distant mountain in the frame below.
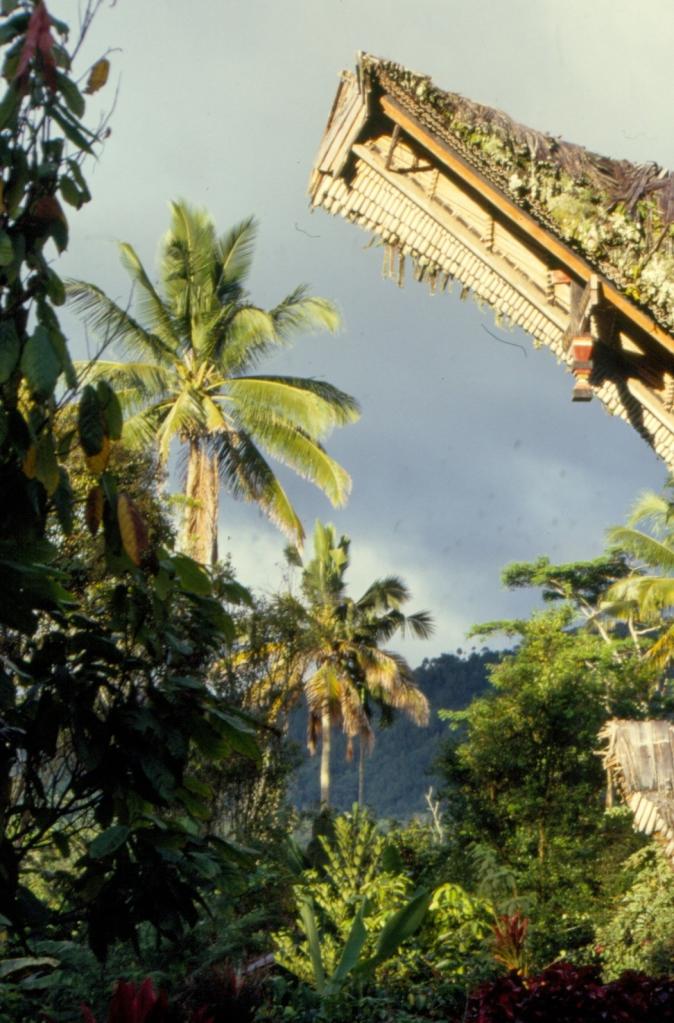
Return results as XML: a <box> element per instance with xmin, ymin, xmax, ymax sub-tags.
<box><xmin>288</xmin><ymin>649</ymin><xmax>498</xmax><ymax>818</ymax></box>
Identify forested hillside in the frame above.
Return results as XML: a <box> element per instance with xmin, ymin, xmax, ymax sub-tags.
<box><xmin>288</xmin><ymin>649</ymin><xmax>498</xmax><ymax>817</ymax></box>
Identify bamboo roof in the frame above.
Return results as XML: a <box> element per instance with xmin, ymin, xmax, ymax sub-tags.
<box><xmin>601</xmin><ymin>719</ymin><xmax>674</xmax><ymax>864</ymax></box>
<box><xmin>309</xmin><ymin>54</ymin><xmax>674</xmax><ymax>468</ymax></box>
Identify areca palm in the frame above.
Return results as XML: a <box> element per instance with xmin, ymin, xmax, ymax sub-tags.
<box><xmin>298</xmin><ymin>522</ymin><xmax>433</xmax><ymax>806</ymax></box>
<box><xmin>604</xmin><ymin>489</ymin><xmax>674</xmax><ymax>671</ymax></box>
<box><xmin>69</xmin><ymin>201</ymin><xmax>360</xmax><ymax>564</ymax></box>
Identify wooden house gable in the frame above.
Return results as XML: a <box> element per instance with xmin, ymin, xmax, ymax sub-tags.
<box><xmin>309</xmin><ymin>55</ymin><xmax>674</xmax><ymax>470</ymax></box>
<box><xmin>602</xmin><ymin>720</ymin><xmax>674</xmax><ymax>866</ymax></box>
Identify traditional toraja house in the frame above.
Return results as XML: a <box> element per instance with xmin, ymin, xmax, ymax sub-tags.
<box><xmin>601</xmin><ymin>721</ymin><xmax>674</xmax><ymax>863</ymax></box>
<box><xmin>309</xmin><ymin>53</ymin><xmax>674</xmax><ymax>469</ymax></box>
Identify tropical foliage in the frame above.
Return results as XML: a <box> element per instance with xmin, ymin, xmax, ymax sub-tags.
<box><xmin>8</xmin><ymin>5</ymin><xmax>674</xmax><ymax>1023</ymax></box>
<box><xmin>603</xmin><ymin>488</ymin><xmax>674</xmax><ymax>672</ymax></box>
<box><xmin>0</xmin><ymin>0</ymin><xmax>259</xmax><ymax>967</ymax></box>
<box><xmin>68</xmin><ymin>202</ymin><xmax>360</xmax><ymax>562</ymax></box>
<box><xmin>292</xmin><ymin>521</ymin><xmax>433</xmax><ymax>805</ymax></box>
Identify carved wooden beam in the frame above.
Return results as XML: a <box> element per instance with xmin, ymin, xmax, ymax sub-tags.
<box><xmin>380</xmin><ymin>93</ymin><xmax>674</xmax><ymax>359</ymax></box>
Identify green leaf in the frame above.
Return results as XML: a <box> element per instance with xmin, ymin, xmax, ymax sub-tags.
<box><xmin>97</xmin><ymin>379</ymin><xmax>123</xmax><ymax>439</ymax></box>
<box><xmin>172</xmin><ymin>553</ymin><xmax>211</xmax><ymax>596</ymax></box>
<box><xmin>354</xmin><ymin>889</ymin><xmax>432</xmax><ymax>976</ymax></box>
<box><xmin>52</xmin><ymin>107</ymin><xmax>94</xmax><ymax>154</ymax></box>
<box><xmin>326</xmin><ymin>901</ymin><xmax>368</xmax><ymax>994</ymax></box>
<box><xmin>0</xmin><ymin>957</ymin><xmax>59</xmax><ymax>981</ymax></box>
<box><xmin>372</xmin><ymin>888</ymin><xmax>431</xmax><ymax>962</ymax></box>
<box><xmin>0</xmin><ymin>10</ymin><xmax>28</xmax><ymax>39</ymax></box>
<box><xmin>51</xmin><ymin>830</ymin><xmax>70</xmax><ymax>857</ymax></box>
<box><xmin>298</xmin><ymin>896</ymin><xmax>325</xmax><ymax>993</ymax></box>
<box><xmin>59</xmin><ymin>174</ymin><xmax>83</xmax><ymax>209</ymax></box>
<box><xmin>78</xmin><ymin>384</ymin><xmax>105</xmax><ymax>455</ymax></box>
<box><xmin>0</xmin><ymin>320</ymin><xmax>20</xmax><ymax>382</ymax></box>
<box><xmin>55</xmin><ymin>72</ymin><xmax>85</xmax><ymax>118</ymax></box>
<box><xmin>20</xmin><ymin>326</ymin><xmax>60</xmax><ymax>397</ymax></box>
<box><xmin>35</xmin><ymin>434</ymin><xmax>59</xmax><ymax>495</ymax></box>
<box><xmin>219</xmin><ymin>579</ymin><xmax>253</xmax><ymax>606</ymax></box>
<box><xmin>0</xmin><ymin>230</ymin><xmax>13</xmax><ymax>266</ymax></box>
<box><xmin>66</xmin><ymin>158</ymin><xmax>91</xmax><ymax>201</ymax></box>
<box><xmin>52</xmin><ymin>467</ymin><xmax>73</xmax><ymax>534</ymax></box>
<box><xmin>0</xmin><ymin>85</ymin><xmax>19</xmax><ymax>130</ymax></box>
<box><xmin>46</xmin><ymin>269</ymin><xmax>66</xmax><ymax>306</ymax></box>
<box><xmin>48</xmin><ymin>214</ymin><xmax>68</xmax><ymax>254</ymax></box>
<box><xmin>89</xmin><ymin>825</ymin><xmax>130</xmax><ymax>860</ymax></box>
<box><xmin>218</xmin><ymin>717</ymin><xmax>260</xmax><ymax>760</ymax></box>
<box><xmin>48</xmin><ymin>327</ymin><xmax>77</xmax><ymax>388</ymax></box>
<box><xmin>381</xmin><ymin>842</ymin><xmax>404</xmax><ymax>874</ymax></box>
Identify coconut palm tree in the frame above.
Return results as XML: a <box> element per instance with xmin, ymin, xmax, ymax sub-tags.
<box><xmin>604</xmin><ymin>488</ymin><xmax>674</xmax><ymax>672</ymax></box>
<box><xmin>68</xmin><ymin>201</ymin><xmax>360</xmax><ymax>564</ymax></box>
<box><xmin>298</xmin><ymin>522</ymin><xmax>433</xmax><ymax>806</ymax></box>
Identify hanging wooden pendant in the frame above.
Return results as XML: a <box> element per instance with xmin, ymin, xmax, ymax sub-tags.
<box><xmin>571</xmin><ymin>333</ymin><xmax>593</xmax><ymax>402</ymax></box>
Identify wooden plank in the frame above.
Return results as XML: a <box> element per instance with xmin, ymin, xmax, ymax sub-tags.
<box><xmin>654</xmin><ymin>739</ymin><xmax>674</xmax><ymax>787</ymax></box>
<box><xmin>380</xmin><ymin>93</ymin><xmax>674</xmax><ymax>359</ymax></box>
<box><xmin>352</xmin><ymin>143</ymin><xmax>567</xmax><ymax>333</ymax></box>
<box><xmin>561</xmin><ymin>279</ymin><xmax>597</xmax><ymax>352</ymax></box>
<box><xmin>627</xmin><ymin>378</ymin><xmax>674</xmax><ymax>437</ymax></box>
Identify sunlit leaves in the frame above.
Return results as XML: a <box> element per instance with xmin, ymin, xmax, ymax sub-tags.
<box><xmin>84</xmin><ymin>56</ymin><xmax>109</xmax><ymax>95</ymax></box>
<box><xmin>84</xmin><ymin>433</ymin><xmax>110</xmax><ymax>473</ymax></box>
<box><xmin>117</xmin><ymin>492</ymin><xmax>148</xmax><ymax>565</ymax></box>
<box><xmin>0</xmin><ymin>230</ymin><xmax>13</xmax><ymax>265</ymax></box>
<box><xmin>88</xmin><ymin>825</ymin><xmax>130</xmax><ymax>860</ymax></box>
<box><xmin>85</xmin><ymin>485</ymin><xmax>104</xmax><ymax>535</ymax></box>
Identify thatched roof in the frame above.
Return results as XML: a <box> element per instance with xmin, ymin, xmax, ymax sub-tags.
<box><xmin>309</xmin><ymin>54</ymin><xmax>674</xmax><ymax>468</ymax></box>
<box><xmin>357</xmin><ymin>56</ymin><xmax>674</xmax><ymax>331</ymax></box>
<box><xmin>601</xmin><ymin>720</ymin><xmax>674</xmax><ymax>863</ymax></box>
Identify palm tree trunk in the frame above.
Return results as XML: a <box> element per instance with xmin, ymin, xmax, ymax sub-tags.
<box><xmin>358</xmin><ymin>735</ymin><xmax>366</xmax><ymax>808</ymax></box>
<box><xmin>182</xmin><ymin>439</ymin><xmax>219</xmax><ymax>566</ymax></box>
<box><xmin>320</xmin><ymin>705</ymin><xmax>331</xmax><ymax>807</ymax></box>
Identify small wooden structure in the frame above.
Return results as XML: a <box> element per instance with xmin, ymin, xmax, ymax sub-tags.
<box><xmin>601</xmin><ymin>720</ymin><xmax>674</xmax><ymax>862</ymax></box>
<box><xmin>309</xmin><ymin>54</ymin><xmax>674</xmax><ymax>468</ymax></box>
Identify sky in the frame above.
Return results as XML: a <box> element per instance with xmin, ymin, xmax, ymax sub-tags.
<box><xmin>56</xmin><ymin>0</ymin><xmax>672</xmax><ymax>662</ymax></box>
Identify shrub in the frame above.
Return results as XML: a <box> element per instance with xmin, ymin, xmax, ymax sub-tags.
<box><xmin>466</xmin><ymin>961</ymin><xmax>674</xmax><ymax>1022</ymax></box>
<box><xmin>596</xmin><ymin>845</ymin><xmax>674</xmax><ymax>978</ymax></box>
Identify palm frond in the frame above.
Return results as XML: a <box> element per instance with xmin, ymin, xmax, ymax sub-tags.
<box><xmin>73</xmin><ymin>359</ymin><xmax>174</xmax><ymax>403</ymax></box>
<box><xmin>646</xmin><ymin>623</ymin><xmax>674</xmax><ymax>670</ymax></box>
<box><xmin>155</xmin><ymin>390</ymin><xmax>205</xmax><ymax>461</ymax></box>
<box><xmin>405</xmin><ymin>610</ymin><xmax>435</xmax><ymax>640</ymax></box>
<box><xmin>161</xmin><ymin>201</ymin><xmax>218</xmax><ymax>332</ymax></box>
<box><xmin>339</xmin><ymin>683</ymin><xmax>370</xmax><ymax>738</ymax></box>
<box><xmin>232</xmin><ymin>414</ymin><xmax>352</xmax><ymax>508</ymax></box>
<box><xmin>118</xmin><ymin>244</ymin><xmax>183</xmax><ymax>353</ymax></box>
<box><xmin>357</xmin><ymin>575</ymin><xmax>410</xmax><ymax>611</ymax></box>
<box><xmin>626</xmin><ymin>491</ymin><xmax>674</xmax><ymax>537</ymax></box>
<box><xmin>121</xmin><ymin>405</ymin><xmax>171</xmax><ymax>449</ymax></box>
<box><xmin>215</xmin><ymin>215</ymin><xmax>258</xmax><ymax>299</ymax></box>
<box><xmin>361</xmin><ymin>648</ymin><xmax>430</xmax><ymax>725</ymax></box>
<box><xmin>211</xmin><ymin>430</ymin><xmax>305</xmax><ymax>544</ymax></box>
<box><xmin>270</xmin><ymin>286</ymin><xmax>341</xmax><ymax>339</ymax></box>
<box><xmin>67</xmin><ymin>280</ymin><xmax>174</xmax><ymax>366</ymax></box>
<box><xmin>304</xmin><ymin>664</ymin><xmax>342</xmax><ymax>712</ymax></box>
<box><xmin>606</xmin><ymin>574</ymin><xmax>674</xmax><ymax>619</ymax></box>
<box><xmin>607</xmin><ymin>526</ymin><xmax>674</xmax><ymax>573</ymax></box>
<box><xmin>226</xmin><ymin>376</ymin><xmax>360</xmax><ymax>438</ymax></box>
<box><xmin>212</xmin><ymin>305</ymin><xmax>278</xmax><ymax>371</ymax></box>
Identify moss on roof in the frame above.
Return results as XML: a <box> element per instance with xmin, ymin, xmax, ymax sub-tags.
<box><xmin>360</xmin><ymin>55</ymin><xmax>674</xmax><ymax>334</ymax></box>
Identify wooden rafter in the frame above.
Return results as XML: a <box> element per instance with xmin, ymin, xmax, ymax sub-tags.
<box><xmin>309</xmin><ymin>55</ymin><xmax>674</xmax><ymax>469</ymax></box>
